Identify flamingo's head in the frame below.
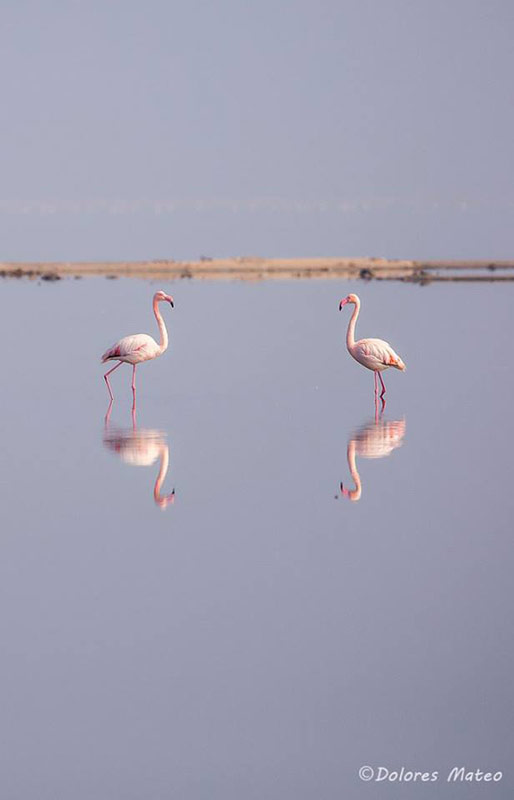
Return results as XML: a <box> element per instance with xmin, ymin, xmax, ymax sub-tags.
<box><xmin>154</xmin><ymin>488</ymin><xmax>175</xmax><ymax>510</ymax></box>
<box><xmin>154</xmin><ymin>290</ymin><xmax>174</xmax><ymax>308</ymax></box>
<box><xmin>339</xmin><ymin>293</ymin><xmax>359</xmax><ymax>310</ymax></box>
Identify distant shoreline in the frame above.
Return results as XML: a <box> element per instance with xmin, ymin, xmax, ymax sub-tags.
<box><xmin>1</xmin><ymin>257</ymin><xmax>514</xmax><ymax>283</ymax></box>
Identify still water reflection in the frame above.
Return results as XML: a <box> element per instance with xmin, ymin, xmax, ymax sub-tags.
<box><xmin>340</xmin><ymin>416</ymin><xmax>406</xmax><ymax>502</ymax></box>
<box><xmin>103</xmin><ymin>407</ymin><xmax>175</xmax><ymax>510</ymax></box>
<box><xmin>0</xmin><ymin>278</ymin><xmax>513</xmax><ymax>800</ymax></box>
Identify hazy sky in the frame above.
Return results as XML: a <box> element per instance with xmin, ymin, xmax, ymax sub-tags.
<box><xmin>1</xmin><ymin>0</ymin><xmax>513</xmax><ymax>260</ymax></box>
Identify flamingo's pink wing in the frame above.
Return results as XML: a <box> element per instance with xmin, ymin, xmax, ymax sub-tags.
<box><xmin>356</xmin><ymin>338</ymin><xmax>405</xmax><ymax>369</ymax></box>
<box><xmin>101</xmin><ymin>334</ymin><xmax>157</xmax><ymax>362</ymax></box>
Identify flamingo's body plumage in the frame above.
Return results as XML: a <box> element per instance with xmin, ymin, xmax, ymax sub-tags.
<box><xmin>348</xmin><ymin>337</ymin><xmax>405</xmax><ymax>373</ymax></box>
<box><xmin>339</xmin><ymin>293</ymin><xmax>405</xmax><ymax>404</ymax></box>
<box><xmin>101</xmin><ymin>290</ymin><xmax>174</xmax><ymax>409</ymax></box>
<box><xmin>101</xmin><ymin>333</ymin><xmax>163</xmax><ymax>365</ymax></box>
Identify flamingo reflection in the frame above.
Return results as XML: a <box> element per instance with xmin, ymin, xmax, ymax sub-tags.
<box><xmin>103</xmin><ymin>409</ymin><xmax>175</xmax><ymax>509</ymax></box>
<box><xmin>340</xmin><ymin>417</ymin><xmax>406</xmax><ymax>502</ymax></box>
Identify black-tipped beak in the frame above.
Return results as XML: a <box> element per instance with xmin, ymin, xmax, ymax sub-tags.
<box><xmin>169</xmin><ymin>299</ymin><xmax>174</xmax><ymax>308</ymax></box>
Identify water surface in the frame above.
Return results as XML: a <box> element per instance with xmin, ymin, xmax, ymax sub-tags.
<box><xmin>0</xmin><ymin>278</ymin><xmax>512</xmax><ymax>798</ymax></box>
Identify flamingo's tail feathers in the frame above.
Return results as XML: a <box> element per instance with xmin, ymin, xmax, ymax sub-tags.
<box><xmin>386</xmin><ymin>351</ymin><xmax>406</xmax><ymax>371</ymax></box>
<box><xmin>101</xmin><ymin>345</ymin><xmax>120</xmax><ymax>363</ymax></box>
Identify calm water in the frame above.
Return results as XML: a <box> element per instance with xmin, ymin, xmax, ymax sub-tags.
<box><xmin>0</xmin><ymin>277</ymin><xmax>512</xmax><ymax>799</ymax></box>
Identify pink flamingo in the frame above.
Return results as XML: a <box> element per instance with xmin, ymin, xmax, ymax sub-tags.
<box><xmin>339</xmin><ymin>293</ymin><xmax>406</xmax><ymax>405</ymax></box>
<box><xmin>101</xmin><ymin>290</ymin><xmax>174</xmax><ymax>409</ymax></box>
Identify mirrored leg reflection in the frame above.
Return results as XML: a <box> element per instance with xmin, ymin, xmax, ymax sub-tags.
<box><xmin>340</xmin><ymin>412</ymin><xmax>406</xmax><ymax>503</ymax></box>
<box><xmin>103</xmin><ymin>408</ymin><xmax>175</xmax><ymax>510</ymax></box>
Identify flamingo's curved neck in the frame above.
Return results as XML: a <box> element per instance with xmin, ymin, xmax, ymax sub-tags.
<box><xmin>153</xmin><ymin>299</ymin><xmax>169</xmax><ymax>354</ymax></box>
<box><xmin>154</xmin><ymin>444</ymin><xmax>175</xmax><ymax>508</ymax></box>
<box><xmin>346</xmin><ymin>298</ymin><xmax>360</xmax><ymax>350</ymax></box>
<box><xmin>346</xmin><ymin>440</ymin><xmax>362</xmax><ymax>501</ymax></box>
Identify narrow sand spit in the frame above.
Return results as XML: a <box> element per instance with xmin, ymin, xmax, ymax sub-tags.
<box><xmin>1</xmin><ymin>257</ymin><xmax>513</xmax><ymax>282</ymax></box>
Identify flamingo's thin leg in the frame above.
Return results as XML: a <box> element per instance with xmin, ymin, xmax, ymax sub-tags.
<box><xmin>104</xmin><ymin>399</ymin><xmax>113</xmax><ymax>426</ymax></box>
<box><xmin>378</xmin><ymin>372</ymin><xmax>386</xmax><ymax>399</ymax></box>
<box><xmin>104</xmin><ymin>361</ymin><xmax>123</xmax><ymax>401</ymax></box>
<box><xmin>374</xmin><ymin>371</ymin><xmax>378</xmax><ymax>397</ymax></box>
<box><xmin>131</xmin><ymin>365</ymin><xmax>137</xmax><ymax>412</ymax></box>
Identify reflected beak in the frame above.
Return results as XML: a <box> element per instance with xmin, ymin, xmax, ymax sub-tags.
<box><xmin>339</xmin><ymin>299</ymin><xmax>348</xmax><ymax>310</ymax></box>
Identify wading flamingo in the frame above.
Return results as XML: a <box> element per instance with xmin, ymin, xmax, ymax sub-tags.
<box><xmin>339</xmin><ymin>293</ymin><xmax>405</xmax><ymax>406</ymax></box>
<box><xmin>340</xmin><ymin>417</ymin><xmax>406</xmax><ymax>501</ymax></box>
<box><xmin>101</xmin><ymin>290</ymin><xmax>174</xmax><ymax>410</ymax></box>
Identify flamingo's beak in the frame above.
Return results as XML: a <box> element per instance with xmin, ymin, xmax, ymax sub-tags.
<box><xmin>339</xmin><ymin>298</ymin><xmax>348</xmax><ymax>310</ymax></box>
<box><xmin>168</xmin><ymin>297</ymin><xmax>174</xmax><ymax>308</ymax></box>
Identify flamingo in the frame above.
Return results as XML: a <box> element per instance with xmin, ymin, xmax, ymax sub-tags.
<box><xmin>339</xmin><ymin>293</ymin><xmax>405</xmax><ymax>405</ymax></box>
<box><xmin>101</xmin><ymin>290</ymin><xmax>174</xmax><ymax>409</ymax></box>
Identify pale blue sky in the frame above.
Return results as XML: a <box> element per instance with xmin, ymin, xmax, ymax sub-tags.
<box><xmin>1</xmin><ymin>0</ymin><xmax>513</xmax><ymax>260</ymax></box>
